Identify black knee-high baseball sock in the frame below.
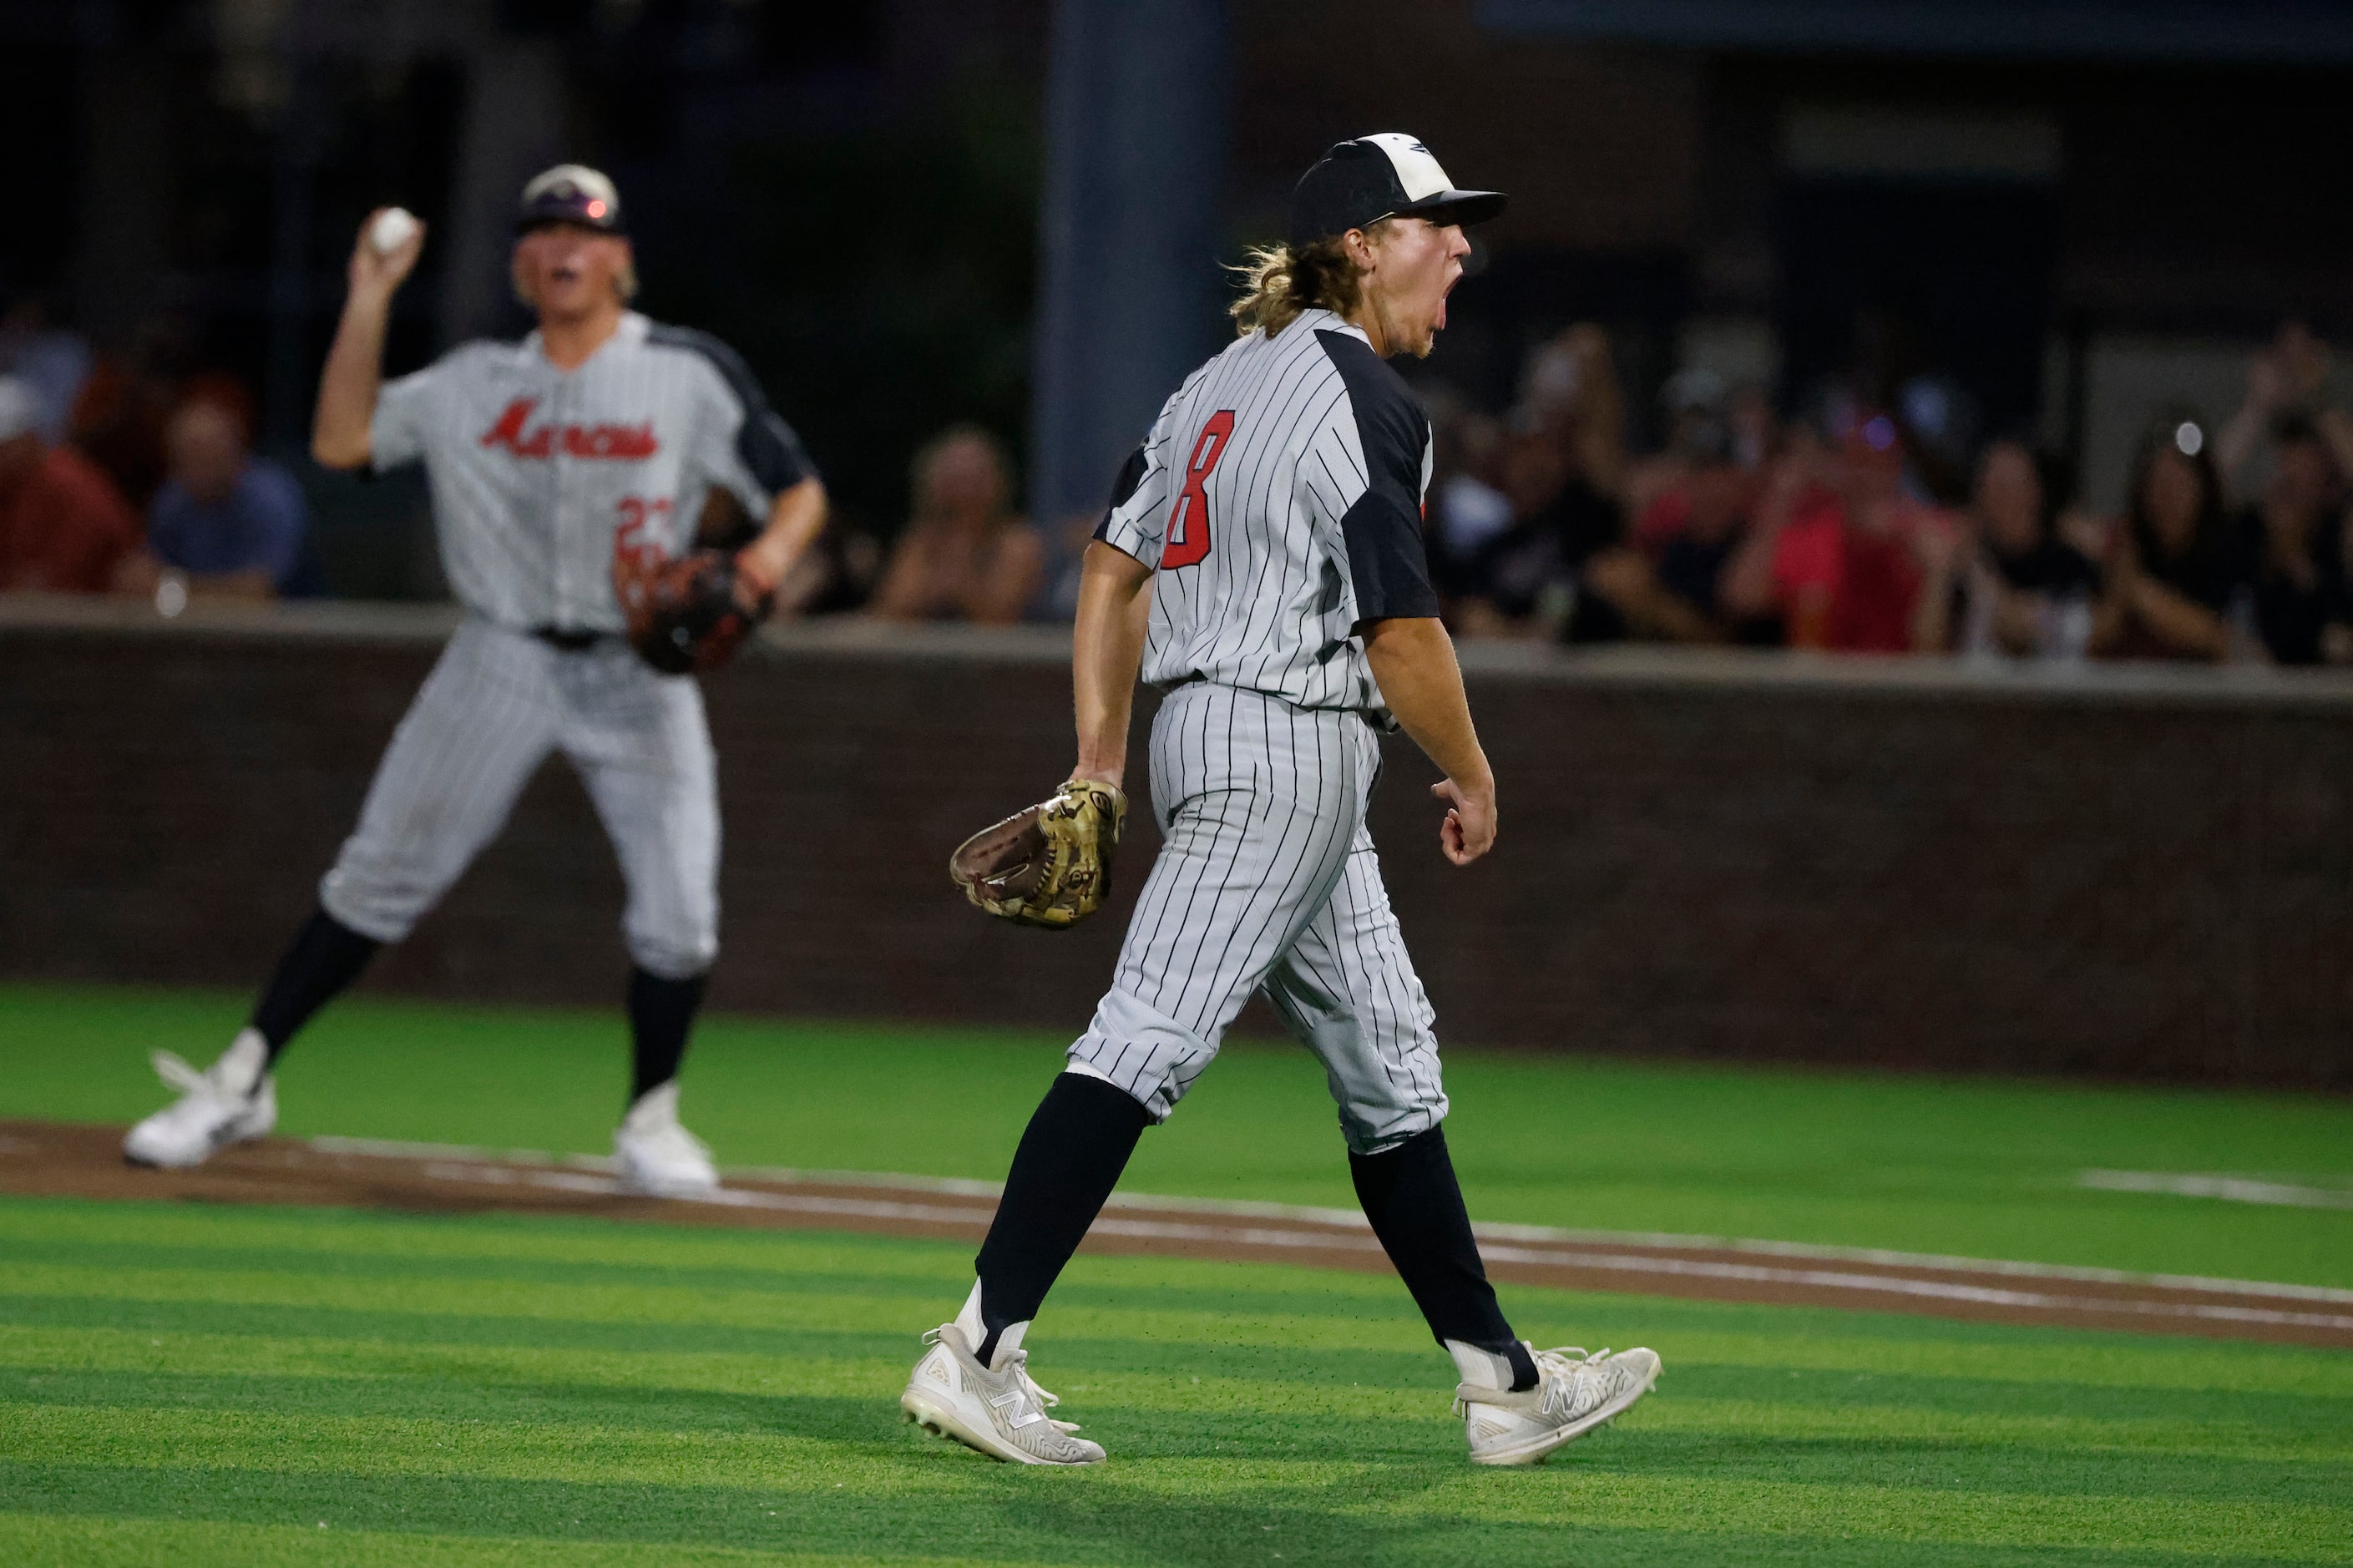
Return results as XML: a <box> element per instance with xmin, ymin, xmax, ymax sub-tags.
<box><xmin>972</xmin><ymin>1073</ymin><xmax>1151</xmax><ymax>1362</ymax></box>
<box><xmin>627</xmin><ymin>968</ymin><xmax>708</xmax><ymax>1104</ymax></box>
<box><xmin>248</xmin><ymin>908</ymin><xmax>381</xmax><ymax>1065</ymax></box>
<box><xmin>1351</xmin><ymin>1125</ymin><xmax>1539</xmax><ymax>1391</ymax></box>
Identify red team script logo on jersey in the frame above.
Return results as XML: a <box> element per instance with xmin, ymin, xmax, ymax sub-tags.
<box><xmin>478</xmin><ymin>398</ymin><xmax>659</xmax><ymax>460</ymax></box>
<box><xmin>1162</xmin><ymin>410</ymin><xmax>1235</xmax><ymax>569</ymax></box>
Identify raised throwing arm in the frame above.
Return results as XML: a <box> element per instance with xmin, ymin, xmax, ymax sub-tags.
<box><xmin>311</xmin><ymin>210</ymin><xmax>425</xmax><ymax>471</ymax></box>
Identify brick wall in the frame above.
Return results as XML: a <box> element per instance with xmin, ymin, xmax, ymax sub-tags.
<box><xmin>4</xmin><ymin>604</ymin><xmax>2349</xmax><ymax>1090</ymax></box>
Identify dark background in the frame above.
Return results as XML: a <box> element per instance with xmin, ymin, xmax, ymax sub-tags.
<box><xmin>14</xmin><ymin>1</ymin><xmax>2353</xmax><ymax>582</ymax></box>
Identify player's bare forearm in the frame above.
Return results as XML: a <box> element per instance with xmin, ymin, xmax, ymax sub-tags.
<box><xmin>1364</xmin><ymin>616</ymin><xmax>1489</xmax><ymax>787</ymax></box>
<box><xmin>1070</xmin><ymin>540</ymin><xmax>1153</xmax><ymax>789</ymax></box>
<box><xmin>1362</xmin><ymin>615</ymin><xmax>1496</xmax><ymax>864</ymax></box>
<box><xmin>311</xmin><ymin>292</ymin><xmax>392</xmax><ymax>470</ymax></box>
<box><xmin>737</xmin><ymin>478</ymin><xmax>827</xmax><ymax>599</ymax></box>
<box><xmin>312</xmin><ymin>211</ymin><xmax>423</xmax><ymax>471</ymax></box>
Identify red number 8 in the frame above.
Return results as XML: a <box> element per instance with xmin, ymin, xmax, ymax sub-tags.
<box><xmin>1161</xmin><ymin>410</ymin><xmax>1235</xmax><ymax>569</ymax></box>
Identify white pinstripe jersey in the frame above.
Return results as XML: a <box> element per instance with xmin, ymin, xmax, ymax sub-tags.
<box><xmin>1096</xmin><ymin>307</ymin><xmax>1440</xmax><ymax>716</ymax></box>
<box><xmin>370</xmin><ymin>311</ymin><xmax>814</xmax><ymax>634</ymax></box>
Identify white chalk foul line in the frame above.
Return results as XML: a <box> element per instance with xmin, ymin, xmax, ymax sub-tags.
<box><xmin>309</xmin><ymin>1135</ymin><xmax>2353</xmax><ymax>1315</ymax></box>
<box><xmin>397</xmin><ymin>1160</ymin><xmax>2353</xmax><ymax>1334</ymax></box>
<box><xmin>2080</xmin><ymin>1169</ymin><xmax>2353</xmax><ymax>1211</ymax></box>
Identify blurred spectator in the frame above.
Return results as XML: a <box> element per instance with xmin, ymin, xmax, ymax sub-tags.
<box><xmin>2096</xmin><ymin>416</ymin><xmax>2244</xmax><ymax>661</ymax></box>
<box><xmin>1517</xmin><ymin>324</ymin><xmax>1628</xmax><ymax>502</ymax></box>
<box><xmin>0</xmin><ymin>296</ymin><xmax>93</xmax><ymax>443</ymax></box>
<box><xmin>1895</xmin><ymin>373</ymin><xmax>1981</xmax><ymax>504</ymax></box>
<box><xmin>1620</xmin><ymin>367</ymin><xmax>1728</xmax><ymax>526</ymax></box>
<box><xmin>1956</xmin><ymin>439</ymin><xmax>2101</xmax><ymax>659</ymax></box>
<box><xmin>145</xmin><ymin>395</ymin><xmax>313</xmax><ymax>599</ymax></box>
<box><xmin>1455</xmin><ymin>413</ymin><xmax>1622</xmax><ymax>640</ymax></box>
<box><xmin>1727</xmin><ymin>382</ymin><xmax>1779</xmax><ymax>473</ymax></box>
<box><xmin>1596</xmin><ymin>410</ymin><xmax>1760</xmax><ymax>643</ymax></box>
<box><xmin>868</xmin><ymin>425</ymin><xmax>1043</xmax><ymax>625</ymax></box>
<box><xmin>2239</xmin><ymin>416</ymin><xmax>2353</xmax><ymax>665</ymax></box>
<box><xmin>2215</xmin><ymin>322</ymin><xmax>2350</xmax><ymax>498</ymax></box>
<box><xmin>0</xmin><ymin>376</ymin><xmax>147</xmax><ymax>594</ymax></box>
<box><xmin>67</xmin><ymin>350</ymin><xmax>178</xmax><ymax>513</ymax></box>
<box><xmin>1724</xmin><ymin>408</ymin><xmax>1962</xmax><ymax>653</ymax></box>
<box><xmin>1040</xmin><ymin>509</ymin><xmax>1103</xmax><ymax>621</ymax></box>
<box><xmin>1423</xmin><ymin>391</ymin><xmax>1510</xmax><ymax>602</ymax></box>
<box><xmin>1450</xmin><ymin>327</ymin><xmax>1638</xmax><ymax>640</ymax></box>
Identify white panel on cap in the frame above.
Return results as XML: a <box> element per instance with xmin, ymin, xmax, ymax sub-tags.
<box><xmin>523</xmin><ymin>163</ymin><xmax>620</xmax><ymax>209</ymax></box>
<box><xmin>1360</xmin><ymin>132</ymin><xmax>1453</xmax><ymax>202</ymax></box>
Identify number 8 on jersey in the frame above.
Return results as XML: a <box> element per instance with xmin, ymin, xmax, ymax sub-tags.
<box><xmin>1161</xmin><ymin>410</ymin><xmax>1234</xmax><ymax>569</ymax></box>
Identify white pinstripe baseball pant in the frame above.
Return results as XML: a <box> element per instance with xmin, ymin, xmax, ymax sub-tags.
<box><xmin>1067</xmin><ymin>680</ymin><xmax>1449</xmax><ymax>1154</ymax></box>
<box><xmin>318</xmin><ymin>615</ymin><xmax>720</xmax><ymax>979</ymax></box>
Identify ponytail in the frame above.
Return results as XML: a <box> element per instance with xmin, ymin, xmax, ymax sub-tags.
<box><xmin>1227</xmin><ymin>223</ymin><xmax>1385</xmax><ymax>338</ymax></box>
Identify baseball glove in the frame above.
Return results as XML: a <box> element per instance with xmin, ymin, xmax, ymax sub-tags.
<box><xmin>614</xmin><ymin>548</ymin><xmax>772</xmax><ymax>675</ymax></box>
<box><xmin>950</xmin><ymin>779</ymin><xmax>1128</xmax><ymax>929</ymax></box>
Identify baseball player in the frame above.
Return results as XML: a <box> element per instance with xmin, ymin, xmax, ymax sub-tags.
<box><xmin>904</xmin><ymin>134</ymin><xmax>1660</xmax><ymax>1466</ymax></box>
<box><xmin>123</xmin><ymin>165</ymin><xmax>826</xmax><ymax>1195</ymax></box>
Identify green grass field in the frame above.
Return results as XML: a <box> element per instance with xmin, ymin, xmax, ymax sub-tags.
<box><xmin>3</xmin><ymin>982</ymin><xmax>2351</xmax><ymax>1565</ymax></box>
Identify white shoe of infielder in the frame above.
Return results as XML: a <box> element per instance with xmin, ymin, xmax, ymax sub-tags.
<box><xmin>121</xmin><ymin>1029</ymin><xmax>277</xmax><ymax>1169</ymax></box>
<box><xmin>900</xmin><ymin>1323</ymin><xmax>1105</xmax><ymax>1465</ymax></box>
<box><xmin>1458</xmin><ymin>1345</ymin><xmax>1662</xmax><ymax>1466</ymax></box>
<box><xmin>612</xmin><ymin>1082</ymin><xmax>718</xmax><ymax>1197</ymax></box>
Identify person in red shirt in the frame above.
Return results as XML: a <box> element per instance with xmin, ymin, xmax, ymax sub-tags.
<box><xmin>0</xmin><ymin>376</ymin><xmax>146</xmax><ymax>593</ymax></box>
<box><xmin>1723</xmin><ymin>408</ymin><xmax>1961</xmax><ymax>652</ymax></box>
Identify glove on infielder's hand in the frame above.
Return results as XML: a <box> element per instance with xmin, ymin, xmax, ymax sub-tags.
<box><xmin>950</xmin><ymin>779</ymin><xmax>1127</xmax><ymax>929</ymax></box>
<box><xmin>614</xmin><ymin>548</ymin><xmax>772</xmax><ymax>675</ymax></box>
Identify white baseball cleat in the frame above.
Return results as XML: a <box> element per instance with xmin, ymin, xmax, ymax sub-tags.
<box><xmin>900</xmin><ymin>1323</ymin><xmax>1106</xmax><ymax>1465</ymax></box>
<box><xmin>1458</xmin><ymin>1345</ymin><xmax>1662</xmax><ymax>1466</ymax></box>
<box><xmin>122</xmin><ymin>1029</ymin><xmax>277</xmax><ymax>1170</ymax></box>
<box><xmin>613</xmin><ymin>1081</ymin><xmax>718</xmax><ymax>1197</ymax></box>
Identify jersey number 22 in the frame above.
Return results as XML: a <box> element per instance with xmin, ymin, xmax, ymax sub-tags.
<box><xmin>1161</xmin><ymin>410</ymin><xmax>1235</xmax><ymax>569</ymax></box>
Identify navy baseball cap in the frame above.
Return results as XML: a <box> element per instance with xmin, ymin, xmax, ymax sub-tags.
<box><xmin>1288</xmin><ymin>134</ymin><xmax>1506</xmax><ymax>246</ymax></box>
<box><xmin>516</xmin><ymin>164</ymin><xmax>625</xmax><ymax>235</ymax></box>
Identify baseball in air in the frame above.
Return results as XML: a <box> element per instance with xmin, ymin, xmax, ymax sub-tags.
<box><xmin>368</xmin><ymin>207</ymin><xmax>420</xmax><ymax>255</ymax></box>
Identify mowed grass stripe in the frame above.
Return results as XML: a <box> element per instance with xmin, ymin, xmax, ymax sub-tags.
<box><xmin>8</xmin><ymin>1392</ymin><xmax>2348</xmax><ymax>1513</ymax></box>
<box><xmin>1</xmin><ymin>1515</ymin><xmax>1040</xmax><ymax>1568</ymax></box>
<box><xmin>7</xmin><ymin>1444</ymin><xmax>2346</xmax><ymax>1564</ymax></box>
<box><xmin>10</xmin><ymin>1254</ymin><xmax>2350</xmax><ymax>1403</ymax></box>
<box><xmin>0</xmin><ymin>1515</ymin><xmax>2324</xmax><ymax>1568</ymax></box>
<box><xmin>6</xmin><ymin>1346</ymin><xmax>2352</xmax><ymax>1476</ymax></box>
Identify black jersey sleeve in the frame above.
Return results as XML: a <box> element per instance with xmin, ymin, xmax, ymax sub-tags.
<box><xmin>1316</xmin><ymin>330</ymin><xmax>1441</xmax><ymax>621</ymax></box>
<box><xmin>645</xmin><ymin>323</ymin><xmax>818</xmax><ymax>493</ymax></box>
<box><xmin>1090</xmin><ymin>444</ymin><xmax>1151</xmax><ymax>543</ymax></box>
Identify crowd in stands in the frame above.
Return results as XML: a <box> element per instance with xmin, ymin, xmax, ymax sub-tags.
<box><xmin>0</xmin><ymin>300</ymin><xmax>318</xmax><ymax>606</ymax></box>
<box><xmin>1417</xmin><ymin>319</ymin><xmax>2353</xmax><ymax>665</ymax></box>
<box><xmin>11</xmin><ymin>289</ymin><xmax>2353</xmax><ymax>670</ymax></box>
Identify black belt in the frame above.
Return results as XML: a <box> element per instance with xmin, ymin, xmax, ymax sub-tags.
<box><xmin>529</xmin><ymin>626</ymin><xmax>611</xmax><ymax>652</ymax></box>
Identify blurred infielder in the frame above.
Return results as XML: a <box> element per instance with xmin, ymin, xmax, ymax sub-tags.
<box><xmin>913</xmin><ymin>134</ymin><xmax>1660</xmax><ymax>1466</ymax></box>
<box><xmin>124</xmin><ymin>165</ymin><xmax>827</xmax><ymax>1194</ymax></box>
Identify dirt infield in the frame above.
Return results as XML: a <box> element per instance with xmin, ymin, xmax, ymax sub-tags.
<box><xmin>7</xmin><ymin>1118</ymin><xmax>2350</xmax><ymax>1350</ymax></box>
